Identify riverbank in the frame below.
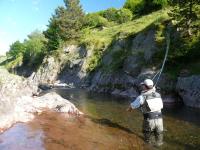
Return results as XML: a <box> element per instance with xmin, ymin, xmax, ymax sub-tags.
<box><xmin>0</xmin><ymin>68</ymin><xmax>82</xmax><ymax>132</ymax></box>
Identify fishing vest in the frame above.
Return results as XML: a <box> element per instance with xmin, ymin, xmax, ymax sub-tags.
<box><xmin>140</xmin><ymin>91</ymin><xmax>163</xmax><ymax>114</ymax></box>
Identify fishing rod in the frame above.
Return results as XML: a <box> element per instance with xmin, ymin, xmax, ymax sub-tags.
<box><xmin>153</xmin><ymin>28</ymin><xmax>170</xmax><ymax>87</ymax></box>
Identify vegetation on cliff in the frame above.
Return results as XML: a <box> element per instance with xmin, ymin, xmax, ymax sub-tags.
<box><xmin>1</xmin><ymin>0</ymin><xmax>199</xmax><ymax>78</ymax></box>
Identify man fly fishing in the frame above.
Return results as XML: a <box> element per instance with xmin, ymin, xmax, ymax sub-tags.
<box><xmin>127</xmin><ymin>79</ymin><xmax>163</xmax><ymax>146</ymax></box>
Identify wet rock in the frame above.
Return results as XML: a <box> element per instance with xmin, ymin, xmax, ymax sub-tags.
<box><xmin>111</xmin><ymin>89</ymin><xmax>122</xmax><ymax>96</ymax></box>
<box><xmin>176</xmin><ymin>75</ymin><xmax>200</xmax><ymax>108</ymax></box>
<box><xmin>118</xmin><ymin>88</ymin><xmax>138</xmax><ymax>98</ymax></box>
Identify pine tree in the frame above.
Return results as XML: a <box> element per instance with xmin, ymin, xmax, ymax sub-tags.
<box><xmin>44</xmin><ymin>0</ymin><xmax>84</xmax><ymax>51</ymax></box>
<box><xmin>60</xmin><ymin>0</ymin><xmax>84</xmax><ymax>40</ymax></box>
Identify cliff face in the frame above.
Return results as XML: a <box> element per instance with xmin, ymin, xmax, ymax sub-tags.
<box><xmin>29</xmin><ymin>27</ymin><xmax>200</xmax><ymax>108</ymax></box>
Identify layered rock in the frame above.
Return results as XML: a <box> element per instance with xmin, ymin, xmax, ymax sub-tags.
<box><xmin>176</xmin><ymin>75</ymin><xmax>200</xmax><ymax>108</ymax></box>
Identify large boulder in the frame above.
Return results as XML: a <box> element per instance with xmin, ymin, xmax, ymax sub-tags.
<box><xmin>176</xmin><ymin>75</ymin><xmax>200</xmax><ymax>108</ymax></box>
<box><xmin>89</xmin><ymin>70</ymin><xmax>136</xmax><ymax>92</ymax></box>
<box><xmin>0</xmin><ymin>68</ymin><xmax>82</xmax><ymax>131</ymax></box>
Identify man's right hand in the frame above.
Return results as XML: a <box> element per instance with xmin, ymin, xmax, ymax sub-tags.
<box><xmin>126</xmin><ymin>106</ymin><xmax>132</xmax><ymax>112</ymax></box>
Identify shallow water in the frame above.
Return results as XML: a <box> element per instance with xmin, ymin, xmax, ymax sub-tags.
<box><xmin>0</xmin><ymin>88</ymin><xmax>200</xmax><ymax>150</ymax></box>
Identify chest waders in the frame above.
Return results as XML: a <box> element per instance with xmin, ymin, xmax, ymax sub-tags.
<box><xmin>140</xmin><ymin>92</ymin><xmax>164</xmax><ymax>146</ymax></box>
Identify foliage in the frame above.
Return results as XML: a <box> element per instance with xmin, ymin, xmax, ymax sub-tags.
<box><xmin>85</xmin><ymin>40</ymin><xmax>105</xmax><ymax>72</ymax></box>
<box><xmin>82</xmin><ymin>10</ymin><xmax>169</xmax><ymax>73</ymax></box>
<box><xmin>124</xmin><ymin>0</ymin><xmax>168</xmax><ymax>14</ymax></box>
<box><xmin>116</xmin><ymin>8</ymin><xmax>133</xmax><ymax>23</ymax></box>
<box><xmin>5</xmin><ymin>54</ymin><xmax>23</xmax><ymax>70</ymax></box>
<box><xmin>23</xmin><ymin>31</ymin><xmax>47</xmax><ymax>66</ymax></box>
<box><xmin>44</xmin><ymin>0</ymin><xmax>85</xmax><ymax>51</ymax></box>
<box><xmin>6</xmin><ymin>41</ymin><xmax>25</xmax><ymax>59</ymax></box>
<box><xmin>81</xmin><ymin>9</ymin><xmax>169</xmax><ymax>51</ymax></box>
<box><xmin>44</xmin><ymin>7</ymin><xmax>63</xmax><ymax>51</ymax></box>
<box><xmin>124</xmin><ymin>0</ymin><xmax>144</xmax><ymax>14</ymax></box>
<box><xmin>101</xmin><ymin>8</ymin><xmax>133</xmax><ymax>24</ymax></box>
<box><xmin>5</xmin><ymin>31</ymin><xmax>47</xmax><ymax>69</ymax></box>
<box><xmin>84</xmin><ymin>13</ymin><xmax>109</xmax><ymax>28</ymax></box>
<box><xmin>169</xmin><ymin>0</ymin><xmax>199</xmax><ymax>36</ymax></box>
<box><xmin>102</xmin><ymin>8</ymin><xmax>118</xmax><ymax>22</ymax></box>
<box><xmin>142</xmin><ymin>0</ymin><xmax>168</xmax><ymax>13</ymax></box>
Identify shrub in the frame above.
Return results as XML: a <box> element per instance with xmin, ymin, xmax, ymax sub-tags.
<box><xmin>124</xmin><ymin>0</ymin><xmax>168</xmax><ymax>14</ymax></box>
<box><xmin>102</xmin><ymin>8</ymin><xmax>118</xmax><ymax>22</ymax></box>
<box><xmin>116</xmin><ymin>8</ymin><xmax>133</xmax><ymax>23</ymax></box>
<box><xmin>123</xmin><ymin>0</ymin><xmax>144</xmax><ymax>14</ymax></box>
<box><xmin>84</xmin><ymin>13</ymin><xmax>109</xmax><ymax>28</ymax></box>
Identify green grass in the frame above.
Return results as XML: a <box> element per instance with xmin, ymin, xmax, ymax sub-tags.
<box><xmin>80</xmin><ymin>9</ymin><xmax>169</xmax><ymax>72</ymax></box>
<box><xmin>81</xmin><ymin>9</ymin><xmax>169</xmax><ymax>47</ymax></box>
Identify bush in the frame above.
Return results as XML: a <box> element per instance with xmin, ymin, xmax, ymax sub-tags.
<box><xmin>97</xmin><ymin>8</ymin><xmax>133</xmax><ymax>24</ymax></box>
<box><xmin>102</xmin><ymin>8</ymin><xmax>118</xmax><ymax>22</ymax></box>
<box><xmin>84</xmin><ymin>13</ymin><xmax>109</xmax><ymax>28</ymax></box>
<box><xmin>123</xmin><ymin>0</ymin><xmax>144</xmax><ymax>14</ymax></box>
<box><xmin>116</xmin><ymin>8</ymin><xmax>133</xmax><ymax>23</ymax></box>
<box><xmin>7</xmin><ymin>41</ymin><xmax>25</xmax><ymax>59</ymax></box>
<box><xmin>124</xmin><ymin>0</ymin><xmax>168</xmax><ymax>14</ymax></box>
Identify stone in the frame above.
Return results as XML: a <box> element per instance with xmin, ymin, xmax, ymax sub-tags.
<box><xmin>131</xmin><ymin>29</ymin><xmax>158</xmax><ymax>62</ymax></box>
<box><xmin>123</xmin><ymin>56</ymin><xmax>143</xmax><ymax>77</ymax></box>
<box><xmin>176</xmin><ymin>75</ymin><xmax>200</xmax><ymax>108</ymax></box>
<box><xmin>0</xmin><ymin>68</ymin><xmax>82</xmax><ymax>131</ymax></box>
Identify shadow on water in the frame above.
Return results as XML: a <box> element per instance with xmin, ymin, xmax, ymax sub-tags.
<box><xmin>85</xmin><ymin>115</ymin><xmax>144</xmax><ymax>140</ymax></box>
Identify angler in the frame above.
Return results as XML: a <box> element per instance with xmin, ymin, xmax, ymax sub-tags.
<box><xmin>127</xmin><ymin>79</ymin><xmax>163</xmax><ymax>146</ymax></box>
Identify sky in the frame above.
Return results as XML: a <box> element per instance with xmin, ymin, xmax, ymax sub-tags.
<box><xmin>0</xmin><ymin>0</ymin><xmax>125</xmax><ymax>55</ymax></box>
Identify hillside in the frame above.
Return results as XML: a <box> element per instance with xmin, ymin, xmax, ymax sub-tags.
<box><xmin>1</xmin><ymin>5</ymin><xmax>200</xmax><ymax>108</ymax></box>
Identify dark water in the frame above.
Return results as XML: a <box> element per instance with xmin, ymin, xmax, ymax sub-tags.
<box><xmin>0</xmin><ymin>88</ymin><xmax>200</xmax><ymax>150</ymax></box>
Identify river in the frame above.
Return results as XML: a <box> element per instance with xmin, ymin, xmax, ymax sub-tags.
<box><xmin>0</xmin><ymin>88</ymin><xmax>199</xmax><ymax>150</ymax></box>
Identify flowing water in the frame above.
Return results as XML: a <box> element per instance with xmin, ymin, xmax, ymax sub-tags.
<box><xmin>0</xmin><ymin>88</ymin><xmax>200</xmax><ymax>150</ymax></box>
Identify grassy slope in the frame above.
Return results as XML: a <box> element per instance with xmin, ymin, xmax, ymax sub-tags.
<box><xmin>79</xmin><ymin>9</ymin><xmax>169</xmax><ymax>72</ymax></box>
<box><xmin>81</xmin><ymin>9</ymin><xmax>169</xmax><ymax>48</ymax></box>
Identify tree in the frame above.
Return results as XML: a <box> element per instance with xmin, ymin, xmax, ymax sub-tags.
<box><xmin>44</xmin><ymin>6</ymin><xmax>65</xmax><ymax>51</ymax></box>
<box><xmin>170</xmin><ymin>0</ymin><xmax>199</xmax><ymax>36</ymax></box>
<box><xmin>23</xmin><ymin>31</ymin><xmax>47</xmax><ymax>65</ymax></box>
<box><xmin>60</xmin><ymin>0</ymin><xmax>85</xmax><ymax>39</ymax></box>
<box><xmin>142</xmin><ymin>0</ymin><xmax>168</xmax><ymax>13</ymax></box>
<box><xmin>7</xmin><ymin>41</ymin><xmax>25</xmax><ymax>58</ymax></box>
<box><xmin>102</xmin><ymin>8</ymin><xmax>118</xmax><ymax>22</ymax></box>
<box><xmin>44</xmin><ymin>0</ymin><xmax>85</xmax><ymax>51</ymax></box>
<box><xmin>124</xmin><ymin>0</ymin><xmax>144</xmax><ymax>14</ymax></box>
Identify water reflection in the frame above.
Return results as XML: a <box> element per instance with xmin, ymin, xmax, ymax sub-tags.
<box><xmin>0</xmin><ymin>123</ymin><xmax>45</xmax><ymax>150</ymax></box>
